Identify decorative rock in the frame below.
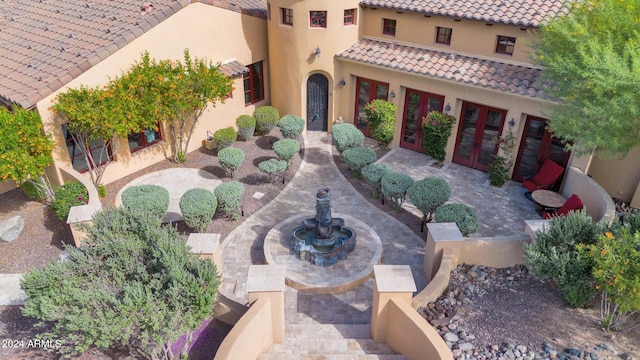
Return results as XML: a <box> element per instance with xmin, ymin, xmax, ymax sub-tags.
<box><xmin>458</xmin><ymin>342</ymin><xmax>475</xmax><ymax>352</ymax></box>
<box><xmin>0</xmin><ymin>215</ymin><xmax>24</xmax><ymax>242</ymax></box>
<box><xmin>444</xmin><ymin>332</ymin><xmax>460</xmax><ymax>343</ymax></box>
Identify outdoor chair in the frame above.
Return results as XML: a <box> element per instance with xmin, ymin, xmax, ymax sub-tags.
<box><xmin>542</xmin><ymin>194</ymin><xmax>584</xmax><ymax>219</ymax></box>
<box><xmin>522</xmin><ymin>158</ymin><xmax>565</xmax><ymax>195</ymax></box>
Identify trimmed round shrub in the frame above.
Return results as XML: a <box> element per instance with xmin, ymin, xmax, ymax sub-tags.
<box><xmin>278</xmin><ymin>115</ymin><xmax>305</xmax><ymax>139</ymax></box>
<box><xmin>364</xmin><ymin>99</ymin><xmax>397</xmax><ymax>148</ymax></box>
<box><xmin>273</xmin><ymin>138</ymin><xmax>300</xmax><ymax>166</ymax></box>
<box><xmin>21</xmin><ymin>180</ymin><xmax>47</xmax><ymax>201</ymax></box>
<box><xmin>179</xmin><ymin>188</ymin><xmax>217</xmax><ymax>233</ymax></box>
<box><xmin>51</xmin><ymin>182</ymin><xmax>88</xmax><ymax>221</ymax></box>
<box><xmin>236</xmin><ymin>115</ymin><xmax>256</xmax><ymax>141</ymax></box>
<box><xmin>214</xmin><ymin>181</ymin><xmax>244</xmax><ymax>220</ymax></box>
<box><xmin>218</xmin><ymin>147</ymin><xmax>245</xmax><ymax>178</ymax></box>
<box><xmin>407</xmin><ymin>177</ymin><xmax>452</xmax><ymax>223</ymax></box>
<box><xmin>254</xmin><ymin>106</ymin><xmax>280</xmax><ymax>135</ymax></box>
<box><xmin>331</xmin><ymin>123</ymin><xmax>364</xmax><ymax>153</ymax></box>
<box><xmin>121</xmin><ymin>184</ymin><xmax>169</xmax><ymax>219</ymax></box>
<box><xmin>341</xmin><ymin>147</ymin><xmax>377</xmax><ymax>177</ymax></box>
<box><xmin>213</xmin><ymin>127</ymin><xmax>237</xmax><ymax>150</ymax></box>
<box><xmin>381</xmin><ymin>172</ymin><xmax>414</xmax><ymax>211</ymax></box>
<box><xmin>362</xmin><ymin>163</ymin><xmax>391</xmax><ymax>199</ymax></box>
<box><xmin>434</xmin><ymin>203</ymin><xmax>478</xmax><ymax>236</ymax></box>
<box><xmin>259</xmin><ymin>159</ymin><xmax>288</xmax><ymax>183</ymax></box>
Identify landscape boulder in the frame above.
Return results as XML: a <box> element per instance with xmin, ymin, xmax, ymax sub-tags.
<box><xmin>0</xmin><ymin>215</ymin><xmax>25</xmax><ymax>242</ymax></box>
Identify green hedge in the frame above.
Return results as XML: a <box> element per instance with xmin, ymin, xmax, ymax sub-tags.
<box><xmin>51</xmin><ymin>182</ymin><xmax>88</xmax><ymax>221</ymax></box>
<box><xmin>259</xmin><ymin>159</ymin><xmax>288</xmax><ymax>183</ymax></box>
<box><xmin>218</xmin><ymin>147</ymin><xmax>245</xmax><ymax>178</ymax></box>
<box><xmin>331</xmin><ymin>123</ymin><xmax>364</xmax><ymax>153</ymax></box>
<box><xmin>121</xmin><ymin>185</ymin><xmax>169</xmax><ymax>220</ymax></box>
<box><xmin>179</xmin><ymin>188</ymin><xmax>217</xmax><ymax>233</ymax></box>
<box><xmin>434</xmin><ymin>203</ymin><xmax>478</xmax><ymax>236</ymax></box>
<box><xmin>214</xmin><ymin>181</ymin><xmax>244</xmax><ymax>220</ymax></box>
<box><xmin>278</xmin><ymin>115</ymin><xmax>305</xmax><ymax>139</ymax></box>
<box><xmin>407</xmin><ymin>177</ymin><xmax>452</xmax><ymax>223</ymax></box>
<box><xmin>362</xmin><ymin>163</ymin><xmax>391</xmax><ymax>199</ymax></box>
<box><xmin>236</xmin><ymin>115</ymin><xmax>256</xmax><ymax>141</ymax></box>
<box><xmin>341</xmin><ymin>147</ymin><xmax>377</xmax><ymax>177</ymax></box>
<box><xmin>254</xmin><ymin>106</ymin><xmax>280</xmax><ymax>135</ymax></box>
<box><xmin>213</xmin><ymin>127</ymin><xmax>237</xmax><ymax>150</ymax></box>
<box><xmin>381</xmin><ymin>172</ymin><xmax>414</xmax><ymax>211</ymax></box>
<box><xmin>364</xmin><ymin>99</ymin><xmax>396</xmax><ymax>148</ymax></box>
<box><xmin>273</xmin><ymin>139</ymin><xmax>300</xmax><ymax>167</ymax></box>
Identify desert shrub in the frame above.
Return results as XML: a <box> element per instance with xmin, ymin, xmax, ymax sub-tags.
<box><xmin>341</xmin><ymin>147</ymin><xmax>377</xmax><ymax>177</ymax></box>
<box><xmin>364</xmin><ymin>99</ymin><xmax>396</xmax><ymax>148</ymax></box>
<box><xmin>434</xmin><ymin>203</ymin><xmax>478</xmax><ymax>236</ymax></box>
<box><xmin>51</xmin><ymin>182</ymin><xmax>88</xmax><ymax>221</ymax></box>
<box><xmin>21</xmin><ymin>180</ymin><xmax>47</xmax><ymax>202</ymax></box>
<box><xmin>214</xmin><ymin>181</ymin><xmax>244</xmax><ymax>220</ymax></box>
<box><xmin>362</xmin><ymin>163</ymin><xmax>391</xmax><ymax>199</ymax></box>
<box><xmin>97</xmin><ymin>184</ymin><xmax>107</xmax><ymax>198</ymax></box>
<box><xmin>236</xmin><ymin>115</ymin><xmax>256</xmax><ymax>141</ymax></box>
<box><xmin>273</xmin><ymin>139</ymin><xmax>300</xmax><ymax>167</ymax></box>
<box><xmin>524</xmin><ymin>210</ymin><xmax>602</xmax><ymax>307</ymax></box>
<box><xmin>217</xmin><ymin>147</ymin><xmax>245</xmax><ymax>178</ymax></box>
<box><xmin>422</xmin><ymin>111</ymin><xmax>457</xmax><ymax>163</ymax></box>
<box><xmin>254</xmin><ymin>106</ymin><xmax>280</xmax><ymax>135</ymax></box>
<box><xmin>407</xmin><ymin>177</ymin><xmax>452</xmax><ymax>223</ymax></box>
<box><xmin>121</xmin><ymin>184</ymin><xmax>170</xmax><ymax>220</ymax></box>
<box><xmin>381</xmin><ymin>172</ymin><xmax>414</xmax><ymax>211</ymax></box>
<box><xmin>213</xmin><ymin>127</ymin><xmax>237</xmax><ymax>150</ymax></box>
<box><xmin>331</xmin><ymin>123</ymin><xmax>364</xmax><ymax>153</ymax></box>
<box><xmin>278</xmin><ymin>115</ymin><xmax>305</xmax><ymax>139</ymax></box>
<box><xmin>259</xmin><ymin>159</ymin><xmax>288</xmax><ymax>183</ymax></box>
<box><xmin>21</xmin><ymin>207</ymin><xmax>220</xmax><ymax>359</ymax></box>
<box><xmin>179</xmin><ymin>188</ymin><xmax>217</xmax><ymax>233</ymax></box>
<box><xmin>623</xmin><ymin>212</ymin><xmax>640</xmax><ymax>233</ymax></box>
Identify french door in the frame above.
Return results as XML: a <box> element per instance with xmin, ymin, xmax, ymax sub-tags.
<box><xmin>512</xmin><ymin>116</ymin><xmax>571</xmax><ymax>182</ymax></box>
<box><xmin>452</xmin><ymin>102</ymin><xmax>506</xmax><ymax>171</ymax></box>
<box><xmin>354</xmin><ymin>77</ymin><xmax>388</xmax><ymax>137</ymax></box>
<box><xmin>400</xmin><ymin>89</ymin><xmax>445</xmax><ymax>153</ymax></box>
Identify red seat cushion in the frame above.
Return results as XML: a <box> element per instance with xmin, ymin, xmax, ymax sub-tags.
<box><xmin>524</xmin><ymin>159</ymin><xmax>564</xmax><ymax>191</ymax></box>
<box><xmin>543</xmin><ymin>194</ymin><xmax>584</xmax><ymax>219</ymax></box>
<box><xmin>522</xmin><ymin>180</ymin><xmax>538</xmax><ymax>192</ymax></box>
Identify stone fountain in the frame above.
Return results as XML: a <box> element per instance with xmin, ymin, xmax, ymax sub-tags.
<box><xmin>291</xmin><ymin>187</ymin><xmax>356</xmax><ymax>266</ymax></box>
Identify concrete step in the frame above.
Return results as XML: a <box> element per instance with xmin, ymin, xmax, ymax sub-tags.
<box><xmin>284</xmin><ymin>324</ymin><xmax>372</xmax><ymax>339</ymax></box>
<box><xmin>264</xmin><ymin>338</ymin><xmax>397</xmax><ymax>355</ymax></box>
<box><xmin>258</xmin><ymin>354</ymin><xmax>407</xmax><ymax>360</ymax></box>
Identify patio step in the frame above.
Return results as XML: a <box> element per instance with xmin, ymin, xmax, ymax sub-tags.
<box><xmin>259</xmin><ymin>324</ymin><xmax>407</xmax><ymax>359</ymax></box>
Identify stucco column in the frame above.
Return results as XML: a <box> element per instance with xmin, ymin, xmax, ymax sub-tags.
<box><xmin>186</xmin><ymin>233</ymin><xmax>223</xmax><ymax>275</ymax></box>
<box><xmin>424</xmin><ymin>223</ymin><xmax>463</xmax><ymax>281</ymax></box>
<box><xmin>524</xmin><ymin>219</ymin><xmax>550</xmax><ymax>243</ymax></box>
<box><xmin>246</xmin><ymin>265</ymin><xmax>286</xmax><ymax>343</ymax></box>
<box><xmin>66</xmin><ymin>203</ymin><xmax>102</xmax><ymax>247</ymax></box>
<box><xmin>371</xmin><ymin>265</ymin><xmax>417</xmax><ymax>343</ymax></box>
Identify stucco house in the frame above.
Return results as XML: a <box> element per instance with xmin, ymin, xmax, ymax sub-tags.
<box><xmin>1</xmin><ymin>0</ymin><xmax>638</xmax><ymax>208</ymax></box>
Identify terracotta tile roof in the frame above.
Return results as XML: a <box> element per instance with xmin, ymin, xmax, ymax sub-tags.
<box><xmin>359</xmin><ymin>0</ymin><xmax>570</xmax><ymax>28</ymax></box>
<box><xmin>336</xmin><ymin>38</ymin><xmax>549</xmax><ymax>98</ymax></box>
<box><xmin>219</xmin><ymin>60</ymin><xmax>249</xmax><ymax>78</ymax></box>
<box><xmin>0</xmin><ymin>0</ymin><xmax>267</xmax><ymax>109</ymax></box>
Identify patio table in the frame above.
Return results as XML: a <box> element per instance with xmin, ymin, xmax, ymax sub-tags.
<box><xmin>532</xmin><ymin>190</ymin><xmax>566</xmax><ymax>209</ymax></box>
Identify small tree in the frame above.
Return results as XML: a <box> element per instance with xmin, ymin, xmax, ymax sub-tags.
<box><xmin>407</xmin><ymin>177</ymin><xmax>452</xmax><ymax>225</ymax></box>
<box><xmin>362</xmin><ymin>163</ymin><xmax>390</xmax><ymax>199</ymax></box>
<box><xmin>217</xmin><ymin>147</ymin><xmax>245</xmax><ymax>178</ymax></box>
<box><xmin>272</xmin><ymin>139</ymin><xmax>300</xmax><ymax>168</ymax></box>
<box><xmin>236</xmin><ymin>115</ymin><xmax>256</xmax><ymax>141</ymax></box>
<box><xmin>213</xmin><ymin>127</ymin><xmax>237</xmax><ymax>150</ymax></box>
<box><xmin>381</xmin><ymin>172</ymin><xmax>415</xmax><ymax>211</ymax></box>
<box><xmin>254</xmin><ymin>106</ymin><xmax>280</xmax><ymax>135</ymax></box>
<box><xmin>434</xmin><ymin>203</ymin><xmax>478</xmax><ymax>236</ymax></box>
<box><xmin>121</xmin><ymin>185</ymin><xmax>170</xmax><ymax>219</ymax></box>
<box><xmin>259</xmin><ymin>159</ymin><xmax>288</xmax><ymax>183</ymax></box>
<box><xmin>331</xmin><ymin>123</ymin><xmax>365</xmax><ymax>153</ymax></box>
<box><xmin>0</xmin><ymin>107</ymin><xmax>55</xmax><ymax>201</ymax></box>
<box><xmin>21</xmin><ymin>207</ymin><xmax>220</xmax><ymax>359</ymax></box>
<box><xmin>278</xmin><ymin>115</ymin><xmax>305</xmax><ymax>139</ymax></box>
<box><xmin>364</xmin><ymin>99</ymin><xmax>397</xmax><ymax>148</ymax></box>
<box><xmin>180</xmin><ymin>188</ymin><xmax>217</xmax><ymax>232</ymax></box>
<box><xmin>422</xmin><ymin>111</ymin><xmax>457</xmax><ymax>163</ymax></box>
<box><xmin>487</xmin><ymin>132</ymin><xmax>517</xmax><ymax>187</ymax></box>
<box><xmin>341</xmin><ymin>147</ymin><xmax>377</xmax><ymax>177</ymax></box>
<box><xmin>214</xmin><ymin>181</ymin><xmax>244</xmax><ymax>220</ymax></box>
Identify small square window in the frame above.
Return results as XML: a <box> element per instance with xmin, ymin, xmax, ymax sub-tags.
<box><xmin>310</xmin><ymin>11</ymin><xmax>326</xmax><ymax>28</ymax></box>
<box><xmin>244</xmin><ymin>61</ymin><xmax>265</xmax><ymax>105</ymax></box>
<box><xmin>281</xmin><ymin>8</ymin><xmax>293</xmax><ymax>26</ymax></box>
<box><xmin>496</xmin><ymin>35</ymin><xmax>516</xmax><ymax>55</ymax></box>
<box><xmin>344</xmin><ymin>9</ymin><xmax>356</xmax><ymax>25</ymax></box>
<box><xmin>383</xmin><ymin>18</ymin><xmax>396</xmax><ymax>36</ymax></box>
<box><xmin>435</xmin><ymin>27</ymin><xmax>452</xmax><ymax>45</ymax></box>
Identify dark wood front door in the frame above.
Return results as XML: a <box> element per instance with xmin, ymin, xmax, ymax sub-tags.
<box><xmin>512</xmin><ymin>116</ymin><xmax>571</xmax><ymax>182</ymax></box>
<box><xmin>400</xmin><ymin>89</ymin><xmax>445</xmax><ymax>153</ymax></box>
<box><xmin>354</xmin><ymin>77</ymin><xmax>388</xmax><ymax>137</ymax></box>
<box><xmin>307</xmin><ymin>74</ymin><xmax>328</xmax><ymax>131</ymax></box>
<box><xmin>453</xmin><ymin>102</ymin><xmax>506</xmax><ymax>171</ymax></box>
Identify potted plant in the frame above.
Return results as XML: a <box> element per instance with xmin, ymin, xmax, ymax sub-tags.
<box><xmin>202</xmin><ymin>131</ymin><xmax>215</xmax><ymax>150</ymax></box>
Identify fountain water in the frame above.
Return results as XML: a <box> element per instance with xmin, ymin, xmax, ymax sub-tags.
<box><xmin>291</xmin><ymin>187</ymin><xmax>356</xmax><ymax>266</ymax></box>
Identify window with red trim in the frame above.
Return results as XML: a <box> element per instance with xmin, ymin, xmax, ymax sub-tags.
<box><xmin>281</xmin><ymin>8</ymin><xmax>293</xmax><ymax>26</ymax></box>
<box><xmin>344</xmin><ymin>9</ymin><xmax>356</xmax><ymax>25</ymax></box>
<box><xmin>383</xmin><ymin>18</ymin><xmax>396</xmax><ymax>36</ymax></box>
<box><xmin>243</xmin><ymin>61</ymin><xmax>264</xmax><ymax>105</ymax></box>
<box><xmin>435</xmin><ymin>27</ymin><xmax>452</xmax><ymax>45</ymax></box>
<box><xmin>310</xmin><ymin>11</ymin><xmax>326</xmax><ymax>28</ymax></box>
<box><xmin>496</xmin><ymin>35</ymin><xmax>516</xmax><ymax>55</ymax></box>
<box><xmin>128</xmin><ymin>124</ymin><xmax>162</xmax><ymax>153</ymax></box>
<box><xmin>62</xmin><ymin>124</ymin><xmax>113</xmax><ymax>173</ymax></box>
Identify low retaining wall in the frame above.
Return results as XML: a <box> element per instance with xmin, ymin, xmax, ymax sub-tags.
<box><xmin>560</xmin><ymin>166</ymin><xmax>616</xmax><ymax>224</ymax></box>
<box><xmin>61</xmin><ymin>166</ymin><xmax>102</xmax><ymax>247</ymax></box>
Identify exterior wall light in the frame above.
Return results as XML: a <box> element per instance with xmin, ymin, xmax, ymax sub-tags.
<box><xmin>338</xmin><ymin>79</ymin><xmax>346</xmax><ymax>86</ymax></box>
<box><xmin>314</xmin><ymin>46</ymin><xmax>321</xmax><ymax>56</ymax></box>
<box><xmin>444</xmin><ymin>103</ymin><xmax>451</xmax><ymax>113</ymax></box>
<box><xmin>389</xmin><ymin>90</ymin><xmax>396</xmax><ymax>99</ymax></box>
<box><xmin>508</xmin><ymin>118</ymin><xmax>516</xmax><ymax>127</ymax></box>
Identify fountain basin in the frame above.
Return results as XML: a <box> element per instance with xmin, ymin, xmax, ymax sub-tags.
<box><xmin>291</xmin><ymin>224</ymin><xmax>356</xmax><ymax>266</ymax></box>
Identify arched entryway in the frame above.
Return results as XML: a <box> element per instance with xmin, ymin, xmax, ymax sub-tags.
<box><xmin>306</xmin><ymin>74</ymin><xmax>328</xmax><ymax>131</ymax></box>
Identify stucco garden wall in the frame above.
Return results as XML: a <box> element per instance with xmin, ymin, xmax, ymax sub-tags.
<box><xmin>587</xmin><ymin>146</ymin><xmax>640</xmax><ymax>205</ymax></box>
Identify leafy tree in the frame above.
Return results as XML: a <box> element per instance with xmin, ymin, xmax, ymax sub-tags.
<box><xmin>21</xmin><ymin>207</ymin><xmax>220</xmax><ymax>359</ymax></box>
<box><xmin>532</xmin><ymin>0</ymin><xmax>640</xmax><ymax>156</ymax></box>
<box><xmin>0</xmin><ymin>107</ymin><xmax>55</xmax><ymax>201</ymax></box>
<box><xmin>130</xmin><ymin>51</ymin><xmax>233</xmax><ymax>162</ymax></box>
